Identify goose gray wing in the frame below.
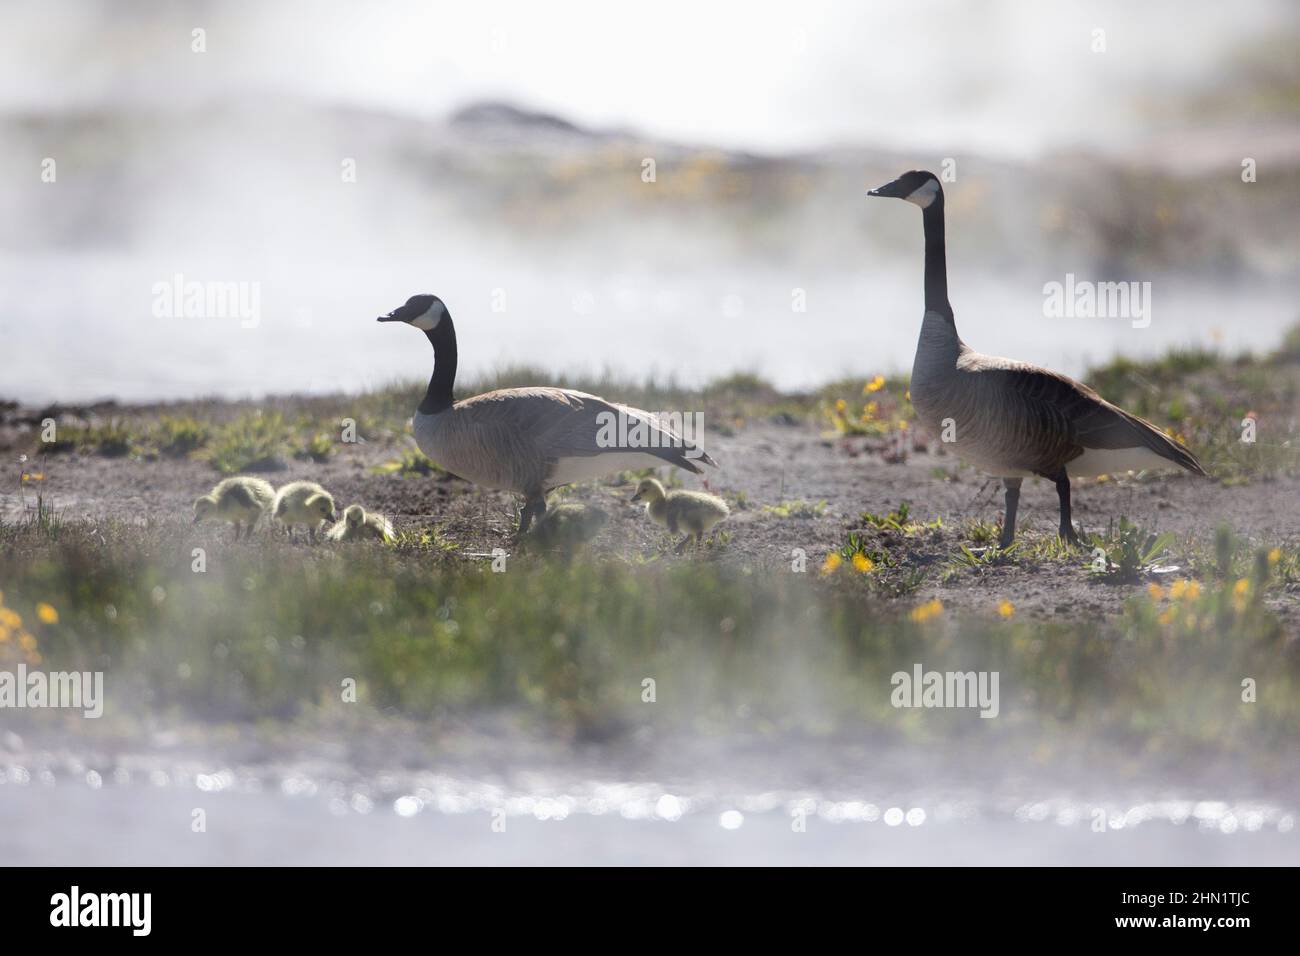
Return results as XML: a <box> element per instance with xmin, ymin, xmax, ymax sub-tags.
<box><xmin>968</xmin><ymin>358</ymin><xmax>1207</xmax><ymax>476</ymax></box>
<box><xmin>531</xmin><ymin>390</ymin><xmax>715</xmax><ymax>473</ymax></box>
<box><xmin>455</xmin><ymin>388</ymin><xmax>714</xmax><ymax>472</ymax></box>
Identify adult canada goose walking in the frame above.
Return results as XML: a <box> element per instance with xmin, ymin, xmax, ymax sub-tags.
<box><xmin>867</xmin><ymin>170</ymin><xmax>1207</xmax><ymax>548</ymax></box>
<box><xmin>377</xmin><ymin>294</ymin><xmax>717</xmax><ymax>532</ymax></box>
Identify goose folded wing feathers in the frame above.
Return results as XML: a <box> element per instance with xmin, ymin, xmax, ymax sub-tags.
<box><xmin>528</xmin><ymin>391</ymin><xmax>713</xmax><ymax>472</ymax></box>
<box><xmin>975</xmin><ymin>361</ymin><xmax>1206</xmax><ymax>476</ymax></box>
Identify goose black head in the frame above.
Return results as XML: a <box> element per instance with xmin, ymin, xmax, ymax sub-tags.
<box><xmin>377</xmin><ymin>294</ymin><xmax>447</xmax><ymax>331</ymax></box>
<box><xmin>867</xmin><ymin>170</ymin><xmax>942</xmax><ymax>209</ymax></box>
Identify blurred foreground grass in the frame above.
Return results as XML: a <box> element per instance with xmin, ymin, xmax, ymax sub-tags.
<box><xmin>0</xmin><ymin>517</ymin><xmax>1295</xmax><ymax>768</ymax></box>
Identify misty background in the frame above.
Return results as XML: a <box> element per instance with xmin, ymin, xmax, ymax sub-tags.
<box><xmin>1</xmin><ymin>0</ymin><xmax>1297</xmax><ymax>403</ymax></box>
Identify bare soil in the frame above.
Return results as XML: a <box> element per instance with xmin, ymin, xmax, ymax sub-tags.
<box><xmin>5</xmin><ymin>409</ymin><xmax>1297</xmax><ymax>629</ymax></box>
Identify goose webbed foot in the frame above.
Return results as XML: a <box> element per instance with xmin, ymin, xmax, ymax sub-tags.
<box><xmin>1059</xmin><ymin>523</ymin><xmax>1082</xmax><ymax>548</ymax></box>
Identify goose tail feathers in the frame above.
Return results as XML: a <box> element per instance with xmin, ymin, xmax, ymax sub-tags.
<box><xmin>1125</xmin><ymin>409</ymin><xmax>1210</xmax><ymax>477</ymax></box>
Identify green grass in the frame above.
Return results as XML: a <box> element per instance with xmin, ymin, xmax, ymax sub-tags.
<box><xmin>860</xmin><ymin>501</ymin><xmax>943</xmax><ymax>534</ymax></box>
<box><xmin>763</xmin><ymin>499</ymin><xmax>827</xmax><ymax>518</ymax></box>
<box><xmin>151</xmin><ymin>414</ymin><xmax>210</xmax><ymax>457</ymax></box>
<box><xmin>1088</xmin><ymin>516</ymin><xmax>1178</xmax><ymax>582</ymax></box>
<box><xmin>370</xmin><ymin>446</ymin><xmax>442</xmax><ymax>477</ymax></box>
<box><xmin>204</xmin><ymin>411</ymin><xmax>293</xmax><ymax>473</ymax></box>
<box><xmin>299</xmin><ymin>431</ymin><xmax>334</xmax><ymax>463</ymax></box>
<box><xmin>38</xmin><ymin>419</ymin><xmax>134</xmax><ymax>457</ymax></box>
<box><xmin>0</xmin><ymin>517</ymin><xmax>1295</xmax><ymax>761</ymax></box>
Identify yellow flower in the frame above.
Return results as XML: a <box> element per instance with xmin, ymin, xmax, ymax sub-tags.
<box><xmin>1267</xmin><ymin>548</ymin><xmax>1281</xmax><ymax>565</ymax></box>
<box><xmin>835</xmin><ymin>398</ymin><xmax>847</xmax><ymax>414</ymax></box>
<box><xmin>898</xmin><ymin>420</ymin><xmax>909</xmax><ymax>432</ymax></box>
<box><xmin>909</xmin><ymin>598</ymin><xmax>944</xmax><ymax>623</ymax></box>
<box><xmin>36</xmin><ymin>602</ymin><xmax>58</xmax><ymax>624</ymax></box>
<box><xmin>997</xmin><ymin>600</ymin><xmax>1015</xmax><ymax>618</ymax></box>
<box><xmin>1184</xmin><ymin>580</ymin><xmax>1201</xmax><ymax>600</ymax></box>
<box><xmin>1147</xmin><ymin>583</ymin><xmax>1165</xmax><ymax>602</ymax></box>
<box><xmin>1231</xmin><ymin>578</ymin><xmax>1251</xmax><ymax>612</ymax></box>
<box><xmin>1158</xmin><ymin>608</ymin><xmax>1177</xmax><ymax>626</ymax></box>
<box><xmin>1170</xmin><ymin>579</ymin><xmax>1187</xmax><ymax>599</ymax></box>
<box><xmin>863</xmin><ymin>375</ymin><xmax>885</xmax><ymax>395</ymax></box>
<box><xmin>821</xmin><ymin>553</ymin><xmax>842</xmax><ymax>575</ymax></box>
<box><xmin>851</xmin><ymin>553</ymin><xmax>874</xmax><ymax>573</ymax></box>
<box><xmin>18</xmin><ymin>632</ymin><xmax>38</xmax><ymax>652</ymax></box>
<box><xmin>0</xmin><ymin>607</ymin><xmax>21</xmax><ymax>629</ymax></box>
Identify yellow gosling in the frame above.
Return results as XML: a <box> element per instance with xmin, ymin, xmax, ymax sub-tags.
<box><xmin>631</xmin><ymin>477</ymin><xmax>730</xmax><ymax>553</ymax></box>
<box><xmin>273</xmin><ymin>480</ymin><xmax>338</xmax><ymax>541</ymax></box>
<box><xmin>327</xmin><ymin>504</ymin><xmax>395</xmax><ymax>543</ymax></box>
<box><xmin>193</xmin><ymin>476</ymin><xmax>276</xmax><ymax>540</ymax></box>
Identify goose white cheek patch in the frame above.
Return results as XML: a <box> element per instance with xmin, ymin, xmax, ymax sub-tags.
<box><xmin>411</xmin><ymin>303</ymin><xmax>444</xmax><ymax>331</ymax></box>
<box><xmin>905</xmin><ymin>180</ymin><xmax>940</xmax><ymax>208</ymax></box>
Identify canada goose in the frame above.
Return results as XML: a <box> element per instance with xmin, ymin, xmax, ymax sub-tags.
<box><xmin>377</xmin><ymin>294</ymin><xmax>718</xmax><ymax>533</ymax></box>
<box><xmin>867</xmin><ymin>170</ymin><xmax>1207</xmax><ymax>548</ymax></box>
<box><xmin>631</xmin><ymin>477</ymin><xmax>730</xmax><ymax>553</ymax></box>
<box><xmin>273</xmin><ymin>480</ymin><xmax>338</xmax><ymax>540</ymax></box>
<box><xmin>524</xmin><ymin>502</ymin><xmax>609</xmax><ymax>553</ymax></box>
<box><xmin>326</xmin><ymin>504</ymin><xmax>395</xmax><ymax>543</ymax></box>
<box><xmin>193</xmin><ymin>476</ymin><xmax>275</xmax><ymax>539</ymax></box>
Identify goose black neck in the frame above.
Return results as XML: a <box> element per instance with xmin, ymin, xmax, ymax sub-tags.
<box><xmin>922</xmin><ymin>199</ymin><xmax>954</xmax><ymax>322</ymax></box>
<box><xmin>419</xmin><ymin>313</ymin><xmax>457</xmax><ymax>415</ymax></box>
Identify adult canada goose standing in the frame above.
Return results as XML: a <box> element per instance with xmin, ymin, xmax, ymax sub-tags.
<box><xmin>867</xmin><ymin>170</ymin><xmax>1207</xmax><ymax>548</ymax></box>
<box><xmin>377</xmin><ymin>294</ymin><xmax>717</xmax><ymax>532</ymax></box>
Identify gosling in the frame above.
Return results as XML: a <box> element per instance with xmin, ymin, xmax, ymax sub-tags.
<box><xmin>326</xmin><ymin>504</ymin><xmax>395</xmax><ymax>543</ymax></box>
<box><xmin>273</xmin><ymin>480</ymin><xmax>338</xmax><ymax>541</ymax></box>
<box><xmin>631</xmin><ymin>478</ymin><xmax>730</xmax><ymax>553</ymax></box>
<box><xmin>193</xmin><ymin>476</ymin><xmax>276</xmax><ymax>539</ymax></box>
<box><xmin>525</xmin><ymin>502</ymin><xmax>608</xmax><ymax>554</ymax></box>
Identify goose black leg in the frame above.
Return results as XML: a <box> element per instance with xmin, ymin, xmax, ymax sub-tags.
<box><xmin>1052</xmin><ymin>469</ymin><xmax>1082</xmax><ymax>547</ymax></box>
<box><xmin>998</xmin><ymin>477</ymin><xmax>1022</xmax><ymax>549</ymax></box>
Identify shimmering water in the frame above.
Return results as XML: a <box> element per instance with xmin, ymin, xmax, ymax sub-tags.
<box><xmin>3</xmin><ymin>751</ymin><xmax>1295</xmax><ymax>865</ymax></box>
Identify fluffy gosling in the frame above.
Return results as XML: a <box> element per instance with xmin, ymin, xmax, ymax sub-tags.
<box><xmin>327</xmin><ymin>504</ymin><xmax>395</xmax><ymax>543</ymax></box>
<box><xmin>193</xmin><ymin>476</ymin><xmax>276</xmax><ymax>540</ymax></box>
<box><xmin>525</xmin><ymin>502</ymin><xmax>608</xmax><ymax>554</ymax></box>
<box><xmin>273</xmin><ymin>480</ymin><xmax>338</xmax><ymax>541</ymax></box>
<box><xmin>631</xmin><ymin>478</ymin><xmax>729</xmax><ymax>553</ymax></box>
